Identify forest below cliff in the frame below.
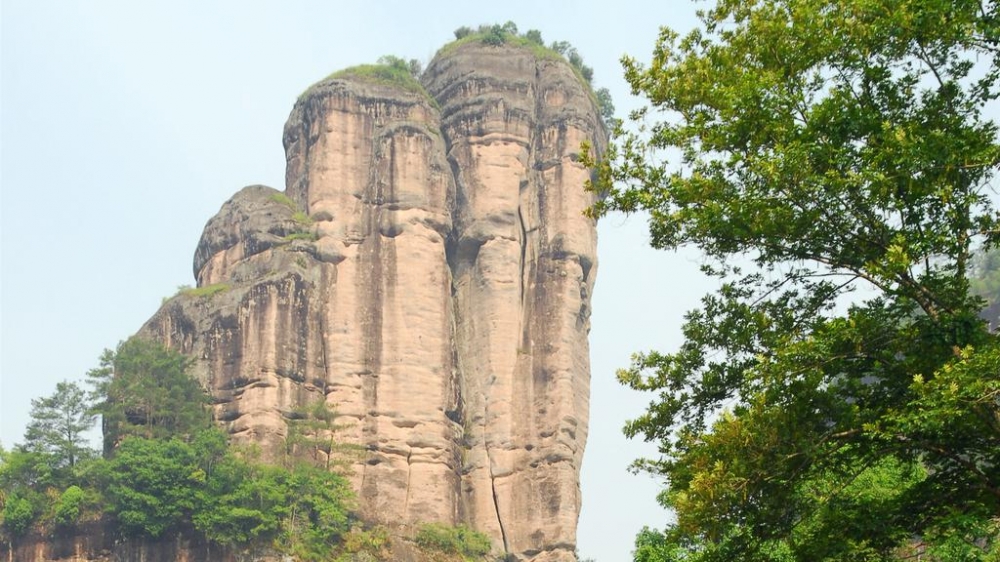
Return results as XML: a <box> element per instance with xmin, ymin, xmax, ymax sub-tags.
<box><xmin>0</xmin><ymin>337</ymin><xmax>495</xmax><ymax>561</ymax></box>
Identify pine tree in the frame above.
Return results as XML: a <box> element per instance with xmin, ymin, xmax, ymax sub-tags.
<box><xmin>22</xmin><ymin>380</ymin><xmax>96</xmax><ymax>469</ymax></box>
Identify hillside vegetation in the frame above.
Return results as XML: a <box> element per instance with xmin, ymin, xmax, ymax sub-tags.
<box><xmin>0</xmin><ymin>338</ymin><xmax>494</xmax><ymax>561</ymax></box>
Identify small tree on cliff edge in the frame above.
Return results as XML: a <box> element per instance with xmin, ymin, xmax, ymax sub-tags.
<box><xmin>586</xmin><ymin>0</ymin><xmax>1000</xmax><ymax>559</ymax></box>
<box><xmin>87</xmin><ymin>338</ymin><xmax>210</xmax><ymax>452</ymax></box>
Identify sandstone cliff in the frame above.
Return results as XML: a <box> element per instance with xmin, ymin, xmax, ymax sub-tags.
<box><xmin>139</xmin><ymin>40</ymin><xmax>605</xmax><ymax>562</ymax></box>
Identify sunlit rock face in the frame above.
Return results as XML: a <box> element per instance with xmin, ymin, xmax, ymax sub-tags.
<box><xmin>140</xmin><ymin>40</ymin><xmax>606</xmax><ymax>562</ymax></box>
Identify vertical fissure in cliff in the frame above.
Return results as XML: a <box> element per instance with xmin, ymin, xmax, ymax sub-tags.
<box><xmin>491</xmin><ymin>467</ymin><xmax>509</xmax><ymax>555</ymax></box>
<box><xmin>517</xmin><ymin>201</ymin><xmax>529</xmax><ymax>313</ymax></box>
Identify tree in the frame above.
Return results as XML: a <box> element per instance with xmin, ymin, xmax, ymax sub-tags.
<box><xmin>0</xmin><ymin>448</ymin><xmax>55</xmax><ymax>536</ymax></box>
<box><xmin>274</xmin><ymin>462</ymin><xmax>353</xmax><ymax>561</ymax></box>
<box><xmin>192</xmin><ymin>444</ymin><xmax>286</xmax><ymax>551</ymax></box>
<box><xmin>595</xmin><ymin>87</ymin><xmax>615</xmax><ymax>123</ymax></box>
<box><xmin>588</xmin><ymin>0</ymin><xmax>1000</xmax><ymax>559</ymax></box>
<box><xmin>375</xmin><ymin>54</ymin><xmax>421</xmax><ymax>77</ymax></box>
<box><xmin>549</xmin><ymin>40</ymin><xmax>571</xmax><ymax>55</ymax></box>
<box><xmin>284</xmin><ymin>398</ymin><xmax>360</xmax><ymax>471</ymax></box>
<box><xmin>2</xmin><ymin>381</ymin><xmax>102</xmax><ymax>537</ymax></box>
<box><xmin>52</xmin><ymin>485</ymin><xmax>87</xmax><ymax>528</ymax></box>
<box><xmin>632</xmin><ymin>527</ymin><xmax>684</xmax><ymax>562</ymax></box>
<box><xmin>22</xmin><ymin>380</ymin><xmax>96</xmax><ymax>469</ymax></box>
<box><xmin>2</xmin><ymin>494</ymin><xmax>35</xmax><ymax>536</ymax></box>
<box><xmin>87</xmin><ymin>338</ymin><xmax>210</xmax><ymax>450</ymax></box>
<box><xmin>524</xmin><ymin>29</ymin><xmax>544</xmax><ymax>46</ymax></box>
<box><xmin>100</xmin><ymin>434</ymin><xmax>205</xmax><ymax>537</ymax></box>
<box><xmin>483</xmin><ymin>24</ymin><xmax>507</xmax><ymax>46</ymax></box>
<box><xmin>90</xmin><ymin>422</ymin><xmax>354</xmax><ymax>557</ymax></box>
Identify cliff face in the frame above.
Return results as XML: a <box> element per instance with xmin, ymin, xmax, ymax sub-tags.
<box><xmin>140</xmin><ymin>41</ymin><xmax>605</xmax><ymax>562</ymax></box>
<box><xmin>7</xmin><ymin>522</ymin><xmax>252</xmax><ymax>562</ymax></box>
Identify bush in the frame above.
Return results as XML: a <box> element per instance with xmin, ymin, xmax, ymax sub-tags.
<box><xmin>269</xmin><ymin>192</ymin><xmax>298</xmax><ymax>210</ymax></box>
<box><xmin>52</xmin><ymin>485</ymin><xmax>86</xmax><ymax>527</ymax></box>
<box><xmin>595</xmin><ymin>87</ymin><xmax>615</xmax><ymax>122</ymax></box>
<box><xmin>181</xmin><ymin>283</ymin><xmax>230</xmax><ymax>298</ymax></box>
<box><xmin>267</xmin><ymin>192</ymin><xmax>314</xmax><ymax>226</ymax></box>
<box><xmin>102</xmin><ymin>436</ymin><xmax>202</xmax><ymax>537</ymax></box>
<box><xmin>523</xmin><ymin>29</ymin><xmax>543</xmax><ymax>45</ymax></box>
<box><xmin>2</xmin><ymin>494</ymin><xmax>37</xmax><ymax>535</ymax></box>
<box><xmin>415</xmin><ymin>523</ymin><xmax>492</xmax><ymax>558</ymax></box>
<box><xmin>549</xmin><ymin>40</ymin><xmax>570</xmax><ymax>55</ymax></box>
<box><xmin>341</xmin><ymin>525</ymin><xmax>390</xmax><ymax>557</ymax></box>
<box><xmin>292</xmin><ymin>211</ymin><xmax>313</xmax><ymax>226</ymax></box>
<box><xmin>482</xmin><ymin>24</ymin><xmax>507</xmax><ymax>46</ymax></box>
<box><xmin>326</xmin><ymin>63</ymin><xmax>427</xmax><ymax>97</ymax></box>
<box><xmin>283</xmin><ymin>231</ymin><xmax>318</xmax><ymax>242</ymax></box>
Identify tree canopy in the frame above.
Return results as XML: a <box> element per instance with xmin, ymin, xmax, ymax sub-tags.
<box><xmin>22</xmin><ymin>380</ymin><xmax>95</xmax><ymax>470</ymax></box>
<box><xmin>2</xmin><ymin>339</ymin><xmax>361</xmax><ymax>561</ymax></box>
<box><xmin>87</xmin><ymin>337</ymin><xmax>210</xmax><ymax>450</ymax></box>
<box><xmin>589</xmin><ymin>0</ymin><xmax>1000</xmax><ymax>559</ymax></box>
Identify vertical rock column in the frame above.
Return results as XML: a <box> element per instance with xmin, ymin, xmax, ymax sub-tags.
<box><xmin>425</xmin><ymin>44</ymin><xmax>603</xmax><ymax>562</ymax></box>
<box><xmin>139</xmin><ymin>43</ymin><xmax>605</xmax><ymax>562</ymax></box>
<box><xmin>282</xmin><ymin>80</ymin><xmax>462</xmax><ymax>526</ymax></box>
<box><xmin>516</xmin><ymin>57</ymin><xmax>601</xmax><ymax>562</ymax></box>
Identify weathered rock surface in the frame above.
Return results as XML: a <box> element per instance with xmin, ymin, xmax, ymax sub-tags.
<box><xmin>6</xmin><ymin>522</ymin><xmax>254</xmax><ymax>562</ymax></box>
<box><xmin>5</xmin><ymin>521</ymin><xmax>475</xmax><ymax>562</ymax></box>
<box><xmin>139</xmin><ymin>40</ymin><xmax>605</xmax><ymax>562</ymax></box>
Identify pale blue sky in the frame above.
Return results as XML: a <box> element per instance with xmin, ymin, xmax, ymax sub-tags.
<box><xmin>0</xmin><ymin>2</ymin><xmax>708</xmax><ymax>560</ymax></box>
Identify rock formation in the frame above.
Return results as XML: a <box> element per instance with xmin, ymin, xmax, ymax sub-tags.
<box><xmin>140</xmin><ymin>39</ymin><xmax>605</xmax><ymax>562</ymax></box>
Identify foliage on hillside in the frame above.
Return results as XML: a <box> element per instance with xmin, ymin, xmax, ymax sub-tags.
<box><xmin>415</xmin><ymin>523</ymin><xmax>492</xmax><ymax>561</ymax></box>
<box><xmin>87</xmin><ymin>338</ymin><xmax>210</xmax><ymax>450</ymax></box>
<box><xmin>0</xmin><ymin>338</ymin><xmax>497</xmax><ymax>561</ymax></box>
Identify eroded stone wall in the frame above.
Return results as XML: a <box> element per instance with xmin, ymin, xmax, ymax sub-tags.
<box><xmin>139</xmin><ymin>41</ymin><xmax>605</xmax><ymax>562</ymax></box>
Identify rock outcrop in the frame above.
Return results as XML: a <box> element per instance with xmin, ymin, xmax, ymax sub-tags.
<box><xmin>140</xmin><ymin>40</ymin><xmax>605</xmax><ymax>562</ymax></box>
<box><xmin>7</xmin><ymin>521</ymin><xmax>250</xmax><ymax>562</ymax></box>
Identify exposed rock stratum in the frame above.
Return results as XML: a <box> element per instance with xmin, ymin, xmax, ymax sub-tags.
<box><xmin>139</xmin><ymin>41</ymin><xmax>605</xmax><ymax>562</ymax></box>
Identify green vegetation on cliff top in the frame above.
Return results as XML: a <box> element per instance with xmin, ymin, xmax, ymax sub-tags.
<box><xmin>178</xmin><ymin>282</ymin><xmax>231</xmax><ymax>299</ymax></box>
<box><xmin>299</xmin><ymin>55</ymin><xmax>430</xmax><ymax>103</ymax></box>
<box><xmin>299</xmin><ymin>24</ymin><xmax>614</xmax><ymax>123</ymax></box>
<box><xmin>438</xmin><ymin>22</ymin><xmax>564</xmax><ymax>62</ymax></box>
<box><xmin>328</xmin><ymin>61</ymin><xmax>425</xmax><ymax>96</ymax></box>
<box><xmin>440</xmin><ymin>22</ymin><xmax>614</xmax><ymax>121</ymax></box>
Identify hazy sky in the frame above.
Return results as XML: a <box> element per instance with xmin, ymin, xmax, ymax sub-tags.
<box><xmin>1</xmin><ymin>2</ymin><xmax>710</xmax><ymax>560</ymax></box>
